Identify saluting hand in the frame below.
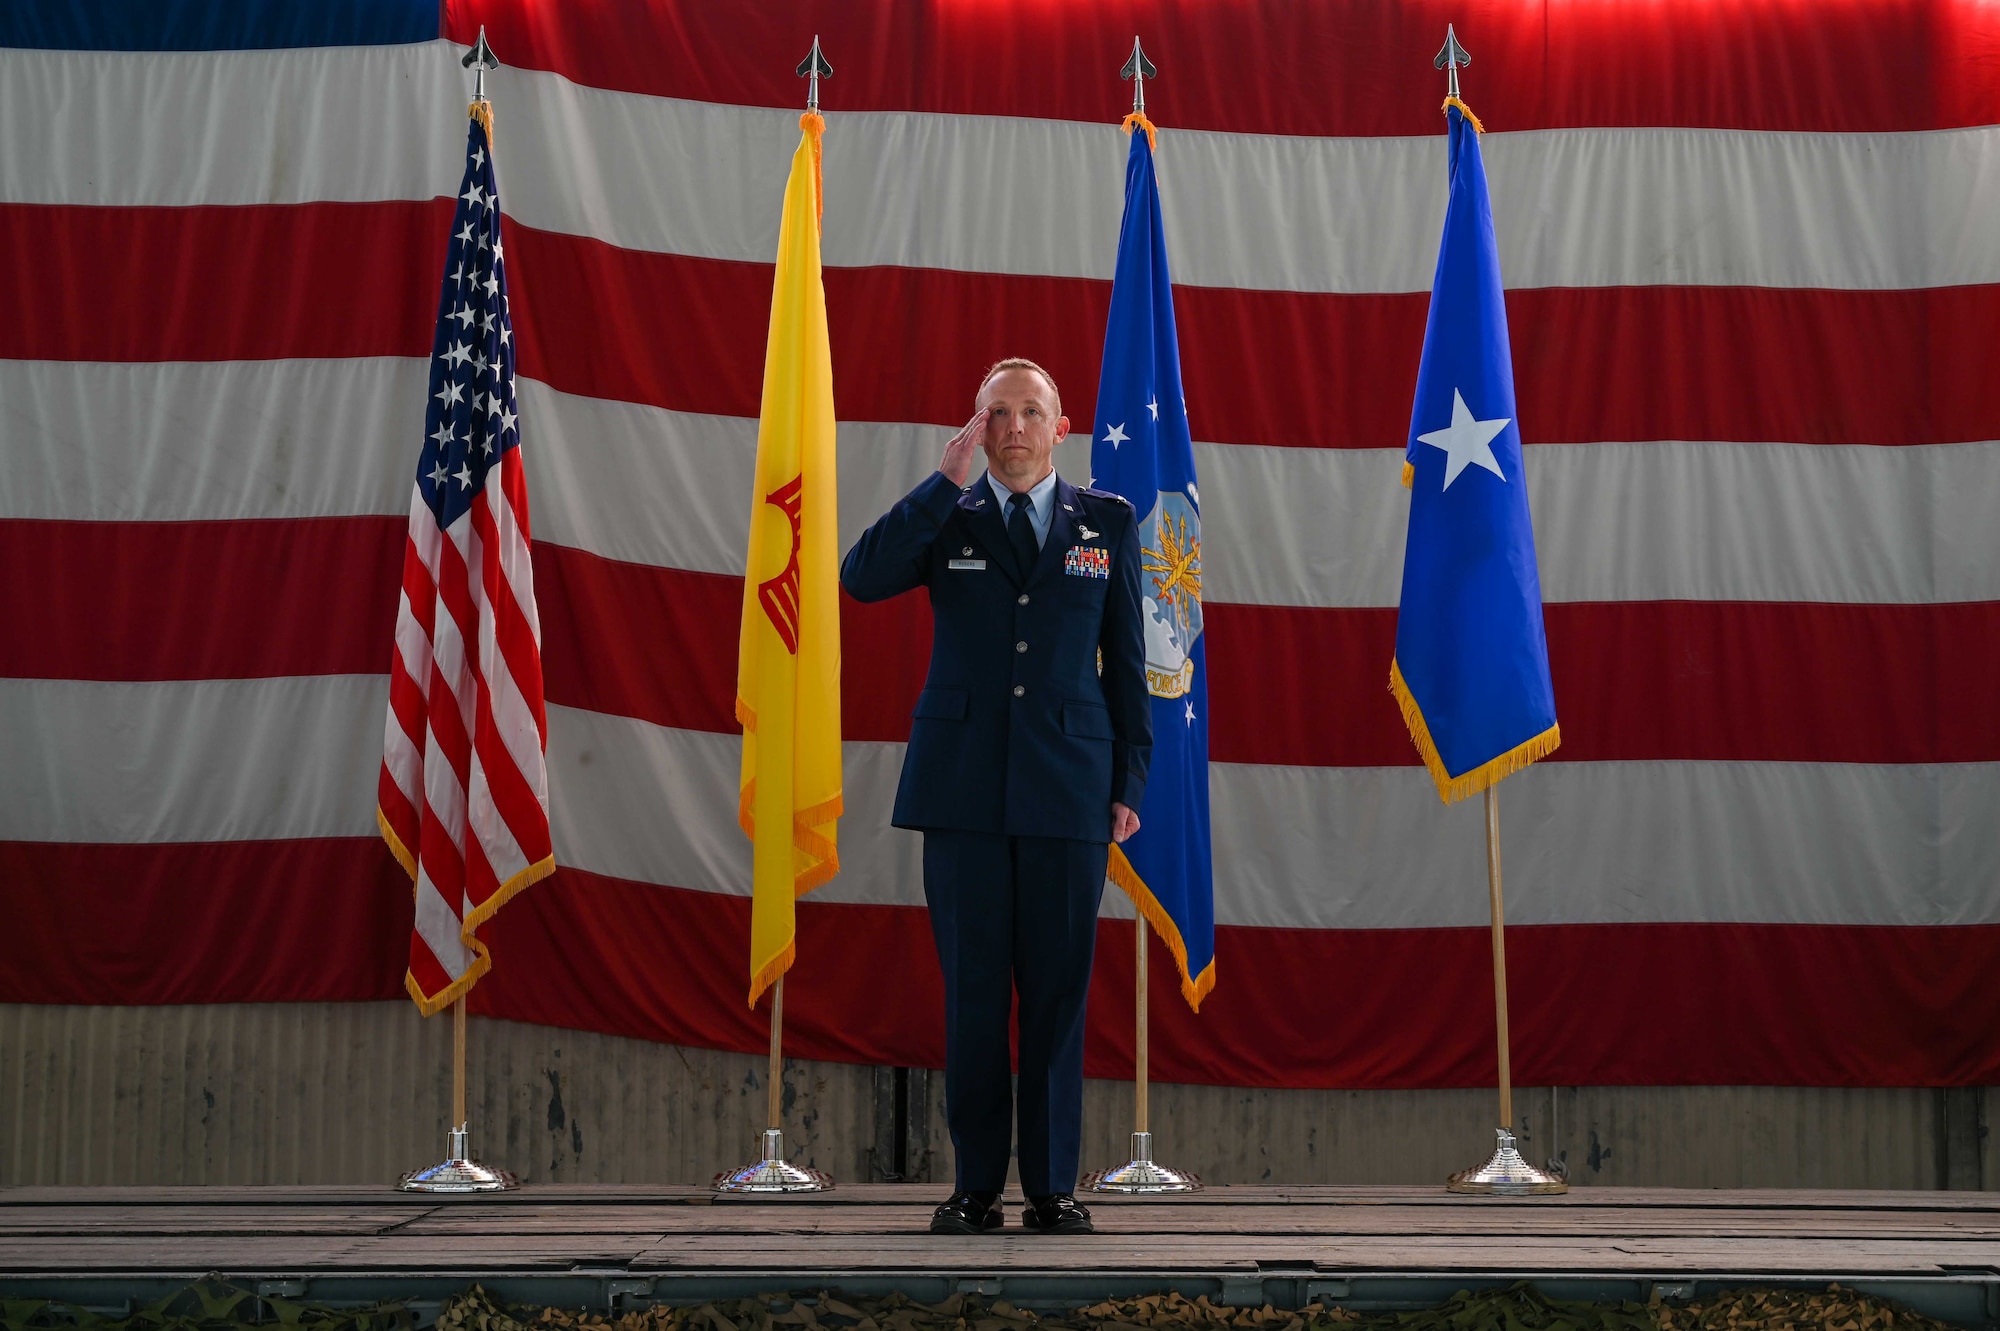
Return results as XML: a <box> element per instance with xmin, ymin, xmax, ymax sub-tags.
<box><xmin>939</xmin><ymin>407</ymin><xmax>989</xmax><ymax>488</ymax></box>
<box><xmin>1111</xmin><ymin>802</ymin><xmax>1139</xmax><ymax>844</ymax></box>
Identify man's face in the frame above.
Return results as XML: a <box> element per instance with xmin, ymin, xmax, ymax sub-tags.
<box><xmin>977</xmin><ymin>367</ymin><xmax>1069</xmax><ymax>490</ymax></box>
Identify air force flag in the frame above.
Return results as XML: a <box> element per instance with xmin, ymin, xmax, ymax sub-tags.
<box><xmin>1092</xmin><ymin>119</ymin><xmax>1215</xmax><ymax>1009</ymax></box>
<box><xmin>1392</xmin><ymin>103</ymin><xmax>1561</xmax><ymax>803</ymax></box>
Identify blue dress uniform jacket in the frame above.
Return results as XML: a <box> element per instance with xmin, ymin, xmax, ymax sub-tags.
<box><xmin>841</xmin><ymin>470</ymin><xmax>1153</xmax><ymax>841</ymax></box>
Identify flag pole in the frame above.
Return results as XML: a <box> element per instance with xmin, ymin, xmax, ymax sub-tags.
<box><xmin>454</xmin><ymin>994</ymin><xmax>468</xmax><ymax>1133</ymax></box>
<box><xmin>768</xmin><ymin>976</ymin><xmax>785</xmax><ymax>1132</ymax></box>
<box><xmin>390</xmin><ymin>28</ymin><xmax>521</xmax><ymax>1197</ymax></box>
<box><xmin>712</xmin><ymin>41</ymin><xmax>837</xmax><ymax>1197</ymax></box>
<box><xmin>1485</xmin><ymin>787</ymin><xmax>1513</xmax><ymax>1132</ymax></box>
<box><xmin>1447</xmin><ymin>782</ymin><xmax>1560</xmax><ymax>1192</ymax></box>
<box><xmin>1135</xmin><ymin>918</ymin><xmax>1149</xmax><ymax>1138</ymax></box>
<box><xmin>716</xmin><ymin>974</ymin><xmax>830</xmax><ymax>1192</ymax></box>
<box><xmin>398</xmin><ymin>989</ymin><xmax>516</xmax><ymax>1191</ymax></box>
<box><xmin>1081</xmin><ymin>38</ymin><xmax>1202</xmax><ymax>1197</ymax></box>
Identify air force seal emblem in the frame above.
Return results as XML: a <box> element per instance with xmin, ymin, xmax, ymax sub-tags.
<box><xmin>1139</xmin><ymin>489</ymin><xmax>1202</xmax><ymax>699</ymax></box>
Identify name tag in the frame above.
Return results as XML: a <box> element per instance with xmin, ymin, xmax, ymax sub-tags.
<box><xmin>948</xmin><ymin>558</ymin><xmax>986</xmax><ymax>571</ymax></box>
<box><xmin>1064</xmin><ymin>545</ymin><xmax>1110</xmax><ymax>579</ymax></box>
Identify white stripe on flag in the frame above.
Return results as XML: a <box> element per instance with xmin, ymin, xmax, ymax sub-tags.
<box><xmin>13</xmin><ymin>676</ymin><xmax>1994</xmax><ymax>932</ymax></box>
<box><xmin>11</xmin><ymin>359</ymin><xmax>1999</xmax><ymax>608</ymax></box>
<box><xmin>9</xmin><ymin>43</ymin><xmax>2000</xmax><ymax>292</ymax></box>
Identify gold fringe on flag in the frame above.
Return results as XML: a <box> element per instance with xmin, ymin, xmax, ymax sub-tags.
<box><xmin>1389</xmin><ymin>657</ymin><xmax>1560</xmax><ymax>805</ymax></box>
<box><xmin>1108</xmin><ymin>844</ymin><xmax>1217</xmax><ymax>1011</ymax></box>
<box><xmin>380</xmin><ymin>805</ymin><xmax>557</xmax><ymax>1017</ymax></box>
<box><xmin>1441</xmin><ymin>95</ymin><xmax>1485</xmax><ymax>132</ymax></box>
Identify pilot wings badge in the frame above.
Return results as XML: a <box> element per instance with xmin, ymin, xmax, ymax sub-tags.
<box><xmin>1139</xmin><ymin>489</ymin><xmax>1202</xmax><ymax>699</ymax></box>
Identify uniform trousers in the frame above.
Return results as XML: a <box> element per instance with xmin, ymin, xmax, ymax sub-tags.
<box><xmin>921</xmin><ymin>829</ymin><xmax>1108</xmax><ymax>1197</ymax></box>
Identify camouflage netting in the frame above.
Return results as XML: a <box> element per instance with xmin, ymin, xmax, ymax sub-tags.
<box><xmin>434</xmin><ymin>1280</ymin><xmax>1961</xmax><ymax>1331</ymax></box>
<box><xmin>0</xmin><ymin>1278</ymin><xmax>1966</xmax><ymax>1331</ymax></box>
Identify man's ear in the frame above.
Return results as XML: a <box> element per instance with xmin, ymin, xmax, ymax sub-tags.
<box><xmin>1054</xmin><ymin>414</ymin><xmax>1070</xmax><ymax>443</ymax></box>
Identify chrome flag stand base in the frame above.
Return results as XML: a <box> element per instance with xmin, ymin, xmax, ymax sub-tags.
<box><xmin>398</xmin><ymin>1124</ymin><xmax>518</xmax><ymax>1193</ymax></box>
<box><xmin>714</xmin><ymin>1128</ymin><xmax>834</xmax><ymax>1194</ymax></box>
<box><xmin>1084</xmin><ymin>1131</ymin><xmax>1203</xmax><ymax>1194</ymax></box>
<box><xmin>1447</xmin><ymin>1127</ymin><xmax>1567</xmax><ymax>1195</ymax></box>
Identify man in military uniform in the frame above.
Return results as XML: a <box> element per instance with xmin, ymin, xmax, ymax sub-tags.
<box><xmin>842</xmin><ymin>359</ymin><xmax>1152</xmax><ymax>1236</ymax></box>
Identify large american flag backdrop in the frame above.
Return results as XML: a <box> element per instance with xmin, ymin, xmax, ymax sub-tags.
<box><xmin>3</xmin><ymin>0</ymin><xmax>1997</xmax><ymax>1090</ymax></box>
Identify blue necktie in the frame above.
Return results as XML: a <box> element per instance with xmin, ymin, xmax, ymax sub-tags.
<box><xmin>1006</xmin><ymin>491</ymin><xmax>1039</xmax><ymax>579</ymax></box>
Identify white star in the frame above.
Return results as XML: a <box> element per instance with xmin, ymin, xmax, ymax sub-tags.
<box><xmin>482</xmin><ymin>271</ymin><xmax>499</xmax><ymax>297</ymax></box>
<box><xmin>451</xmin><ymin>262</ymin><xmax>466</xmax><ymax>288</ymax></box>
<box><xmin>478</xmin><ymin>434</ymin><xmax>494</xmax><ymax>457</ymax></box>
<box><xmin>499</xmin><ymin>324</ymin><xmax>512</xmax><ymax>346</ymax></box>
<box><xmin>427</xmin><ymin>460</ymin><xmax>450</xmax><ymax>487</ymax></box>
<box><xmin>435</xmin><ymin>381</ymin><xmax>464</xmax><ymax>408</ymax></box>
<box><xmin>1147</xmin><ymin>398</ymin><xmax>1158</xmax><ymax>420</ymax></box>
<box><xmin>499</xmin><ymin>406</ymin><xmax>518</xmax><ymax>435</ymax></box>
<box><xmin>444</xmin><ymin>341</ymin><xmax>471</xmax><ymax>368</ymax></box>
<box><xmin>450</xmin><ymin>305</ymin><xmax>474</xmax><ymax>329</ymax></box>
<box><xmin>471</xmin><ymin>350</ymin><xmax>490</xmax><ymax>376</ymax></box>
<box><xmin>1103</xmin><ymin>422</ymin><xmax>1129</xmax><ymax>449</ymax></box>
<box><xmin>485</xmin><ymin>392</ymin><xmax>504</xmax><ymax>418</ymax></box>
<box><xmin>472</xmin><ymin>146</ymin><xmax>486</xmax><ymax>170</ymax></box>
<box><xmin>456</xmin><ymin>221</ymin><xmax>474</xmax><ymax>244</ymax></box>
<box><xmin>492</xmin><ymin>238</ymin><xmax>504</xmax><ymax>261</ymax></box>
<box><xmin>1416</xmin><ymin>388</ymin><xmax>1510</xmax><ymax>490</ymax></box>
<box><xmin>429</xmin><ymin>422</ymin><xmax>453</xmax><ymax>447</ymax></box>
<box><xmin>460</xmin><ymin>182</ymin><xmax>484</xmax><ymax>210</ymax></box>
<box><xmin>1184</xmin><ymin>700</ymin><xmax>1197</xmax><ymax>725</ymax></box>
<box><xmin>454</xmin><ymin>463</ymin><xmax>473</xmax><ymax>489</ymax></box>
<box><xmin>478</xmin><ymin>310</ymin><xmax>495</xmax><ymax>334</ymax></box>
<box><xmin>477</xmin><ymin>230</ymin><xmax>491</xmax><ymax>251</ymax></box>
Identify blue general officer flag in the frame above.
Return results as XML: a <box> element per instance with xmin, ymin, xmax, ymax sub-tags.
<box><xmin>1091</xmin><ymin>118</ymin><xmax>1215</xmax><ymax>1009</ymax></box>
<box><xmin>1392</xmin><ymin>103</ymin><xmax>1560</xmax><ymax>803</ymax></box>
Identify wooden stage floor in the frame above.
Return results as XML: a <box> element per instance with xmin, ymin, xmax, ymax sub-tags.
<box><xmin>4</xmin><ymin>1185</ymin><xmax>1999</xmax><ymax>1322</ymax></box>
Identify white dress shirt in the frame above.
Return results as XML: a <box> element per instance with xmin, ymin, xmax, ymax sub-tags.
<box><xmin>986</xmin><ymin>467</ymin><xmax>1059</xmax><ymax>549</ymax></box>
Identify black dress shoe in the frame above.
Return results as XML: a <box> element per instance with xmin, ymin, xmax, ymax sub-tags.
<box><xmin>929</xmin><ymin>1190</ymin><xmax>1003</xmax><ymax>1234</ymax></box>
<box><xmin>1021</xmin><ymin>1192</ymin><xmax>1093</xmax><ymax>1234</ymax></box>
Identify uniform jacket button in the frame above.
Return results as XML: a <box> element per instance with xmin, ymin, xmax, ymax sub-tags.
<box><xmin>1015</xmin><ymin>641</ymin><xmax>1028</xmax><ymax>653</ymax></box>
<box><xmin>1017</xmin><ymin>593</ymin><xmax>1029</xmax><ymax>605</ymax></box>
<box><xmin>1012</xmin><ymin>685</ymin><xmax>1025</xmax><ymax>697</ymax></box>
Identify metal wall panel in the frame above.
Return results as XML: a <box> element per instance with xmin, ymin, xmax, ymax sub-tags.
<box><xmin>0</xmin><ymin>1002</ymin><xmax>869</xmax><ymax>1186</ymax></box>
<box><xmin>1</xmin><ymin>1003</ymin><xmax>1984</xmax><ymax>1189</ymax></box>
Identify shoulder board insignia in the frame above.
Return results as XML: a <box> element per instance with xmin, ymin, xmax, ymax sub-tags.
<box><xmin>1079</xmin><ymin>487</ymin><xmax>1134</xmax><ymax>508</ymax></box>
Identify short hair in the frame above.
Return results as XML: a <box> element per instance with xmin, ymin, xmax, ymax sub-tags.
<box><xmin>979</xmin><ymin>357</ymin><xmax>1060</xmax><ymax>412</ymax></box>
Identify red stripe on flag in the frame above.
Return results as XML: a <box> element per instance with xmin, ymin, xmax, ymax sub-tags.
<box><xmin>0</xmin><ymin>202</ymin><xmax>449</xmax><ymax>364</ymax></box>
<box><xmin>463</xmin><ymin>495</ymin><xmax>554</xmax><ymax>865</ymax></box>
<box><xmin>5</xmin><ymin>519</ymin><xmax>1997</xmax><ymax>765</ymax></box>
<box><xmin>469</xmin><ymin>865</ymin><xmax>2000</xmax><ymax>1089</ymax></box>
<box><xmin>9</xmin><ymin>835</ymin><xmax>1993</xmax><ymax>1087</ymax></box>
<box><xmin>8</xmin><ymin>203</ymin><xmax>1999</xmax><ymax>449</ymax></box>
<box><xmin>1206</xmin><ymin>599</ymin><xmax>2000</xmax><ymax>767</ymax></box>
<box><xmin>0</xmin><ymin>516</ymin><xmax>403</xmax><ymax>681</ymax></box>
<box><xmin>0</xmin><ymin>838</ymin><xmax>409</xmax><ymax>1005</ymax></box>
<box><xmin>512</xmin><ymin>229</ymin><xmax>2000</xmax><ymax>449</ymax></box>
<box><xmin>443</xmin><ymin>0</ymin><xmax>2000</xmax><ymax>136</ymax></box>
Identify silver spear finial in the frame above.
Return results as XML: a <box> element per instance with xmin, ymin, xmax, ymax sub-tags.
<box><xmin>1121</xmin><ymin>37</ymin><xmax>1158</xmax><ymax>116</ymax></box>
<box><xmin>1434</xmin><ymin>23</ymin><xmax>1470</xmax><ymax>101</ymax></box>
<box><xmin>797</xmin><ymin>36</ymin><xmax>833</xmax><ymax>111</ymax></box>
<box><xmin>462</xmin><ymin>25</ymin><xmax>499</xmax><ymax>102</ymax></box>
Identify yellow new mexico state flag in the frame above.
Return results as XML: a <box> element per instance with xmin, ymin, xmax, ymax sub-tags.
<box><xmin>737</xmin><ymin>112</ymin><xmax>842</xmax><ymax>1008</ymax></box>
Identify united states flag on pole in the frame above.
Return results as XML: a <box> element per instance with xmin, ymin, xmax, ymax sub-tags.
<box><xmin>378</xmin><ymin>102</ymin><xmax>554</xmax><ymax>1015</ymax></box>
